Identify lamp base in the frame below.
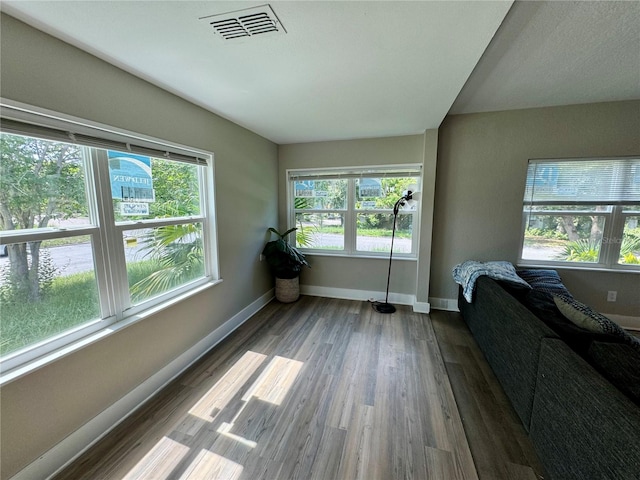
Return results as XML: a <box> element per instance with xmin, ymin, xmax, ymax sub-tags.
<box><xmin>372</xmin><ymin>302</ymin><xmax>396</xmax><ymax>314</ymax></box>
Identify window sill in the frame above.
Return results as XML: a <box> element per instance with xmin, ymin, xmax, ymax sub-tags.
<box><xmin>517</xmin><ymin>262</ymin><xmax>639</xmax><ymax>274</ymax></box>
<box><xmin>0</xmin><ymin>279</ymin><xmax>223</xmax><ymax>387</ymax></box>
<box><xmin>303</xmin><ymin>251</ymin><xmax>418</xmax><ymax>261</ymax></box>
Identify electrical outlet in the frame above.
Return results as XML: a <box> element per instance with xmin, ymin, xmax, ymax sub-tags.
<box><xmin>607</xmin><ymin>291</ymin><xmax>617</xmax><ymax>302</ymax></box>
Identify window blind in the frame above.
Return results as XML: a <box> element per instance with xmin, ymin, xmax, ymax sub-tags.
<box><xmin>523</xmin><ymin>157</ymin><xmax>640</xmax><ymax>206</ymax></box>
<box><xmin>1</xmin><ymin>107</ymin><xmax>208</xmax><ymax>166</ymax></box>
<box><xmin>288</xmin><ymin>164</ymin><xmax>421</xmax><ymax>181</ymax></box>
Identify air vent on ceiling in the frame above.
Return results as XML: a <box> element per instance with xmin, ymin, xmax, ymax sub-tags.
<box><xmin>200</xmin><ymin>4</ymin><xmax>286</xmax><ymax>40</ymax></box>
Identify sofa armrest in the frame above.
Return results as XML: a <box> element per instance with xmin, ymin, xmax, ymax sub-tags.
<box><xmin>530</xmin><ymin>338</ymin><xmax>640</xmax><ymax>480</ymax></box>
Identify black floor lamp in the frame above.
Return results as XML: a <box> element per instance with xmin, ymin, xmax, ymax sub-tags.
<box><xmin>372</xmin><ymin>187</ymin><xmax>420</xmax><ymax>314</ymax></box>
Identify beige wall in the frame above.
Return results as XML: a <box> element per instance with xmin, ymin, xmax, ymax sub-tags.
<box><xmin>432</xmin><ymin>100</ymin><xmax>640</xmax><ymax>316</ymax></box>
<box><xmin>0</xmin><ymin>14</ymin><xmax>278</xmax><ymax>478</ymax></box>
<box><xmin>278</xmin><ymin>132</ymin><xmax>438</xmax><ymax>305</ymax></box>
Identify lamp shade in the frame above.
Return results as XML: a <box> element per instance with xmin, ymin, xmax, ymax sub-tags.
<box><xmin>404</xmin><ymin>185</ymin><xmax>421</xmax><ymax>208</ymax></box>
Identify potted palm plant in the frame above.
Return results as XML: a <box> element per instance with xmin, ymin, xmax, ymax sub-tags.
<box><xmin>262</xmin><ymin>227</ymin><xmax>310</xmax><ymax>302</ymax></box>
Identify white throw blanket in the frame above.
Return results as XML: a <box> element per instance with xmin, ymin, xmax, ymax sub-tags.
<box><xmin>453</xmin><ymin>260</ymin><xmax>530</xmax><ymax>302</ymax></box>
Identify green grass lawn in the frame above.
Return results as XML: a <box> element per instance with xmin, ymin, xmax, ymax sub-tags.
<box><xmin>314</xmin><ymin>226</ymin><xmax>412</xmax><ymax>239</ymax></box>
<box><xmin>0</xmin><ymin>260</ymin><xmax>159</xmax><ymax>356</ymax></box>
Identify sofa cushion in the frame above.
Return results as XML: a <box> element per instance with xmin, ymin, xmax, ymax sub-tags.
<box><xmin>514</xmin><ymin>289</ymin><xmax>623</xmax><ymax>354</ymax></box>
<box><xmin>516</xmin><ymin>269</ymin><xmax>573</xmax><ymax>298</ymax></box>
<box><xmin>553</xmin><ymin>296</ymin><xmax>640</xmax><ymax>353</ymax></box>
<box><xmin>588</xmin><ymin>341</ymin><xmax>640</xmax><ymax>406</ymax></box>
<box><xmin>530</xmin><ymin>338</ymin><xmax>640</xmax><ymax>480</ymax></box>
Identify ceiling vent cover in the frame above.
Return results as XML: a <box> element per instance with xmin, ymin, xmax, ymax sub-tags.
<box><xmin>200</xmin><ymin>4</ymin><xmax>286</xmax><ymax>40</ymax></box>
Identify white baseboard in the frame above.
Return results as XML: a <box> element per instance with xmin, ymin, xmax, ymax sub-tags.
<box><xmin>429</xmin><ymin>297</ymin><xmax>460</xmax><ymax>312</ymax></box>
<box><xmin>602</xmin><ymin>313</ymin><xmax>640</xmax><ymax>331</ymax></box>
<box><xmin>12</xmin><ymin>289</ymin><xmax>274</xmax><ymax>480</ymax></box>
<box><xmin>413</xmin><ymin>301</ymin><xmax>431</xmax><ymax>314</ymax></box>
<box><xmin>300</xmin><ymin>285</ymin><xmax>430</xmax><ymax>314</ymax></box>
<box><xmin>426</xmin><ymin>298</ymin><xmax>639</xmax><ymax>329</ymax></box>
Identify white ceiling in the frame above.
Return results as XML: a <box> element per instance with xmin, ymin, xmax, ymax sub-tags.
<box><xmin>2</xmin><ymin>1</ymin><xmax>639</xmax><ymax>145</ymax></box>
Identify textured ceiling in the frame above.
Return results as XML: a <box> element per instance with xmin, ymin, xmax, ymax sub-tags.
<box><xmin>1</xmin><ymin>1</ymin><xmax>639</xmax><ymax>144</ymax></box>
<box><xmin>450</xmin><ymin>0</ymin><xmax>640</xmax><ymax>114</ymax></box>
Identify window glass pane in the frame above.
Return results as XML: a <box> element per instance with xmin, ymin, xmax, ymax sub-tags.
<box><xmin>110</xmin><ymin>152</ymin><xmax>201</xmax><ymax>222</ymax></box>
<box><xmin>0</xmin><ymin>133</ymin><xmax>92</xmax><ymax>229</ymax></box>
<box><xmin>1</xmin><ymin>133</ymin><xmax>99</xmax><ymax>355</ymax></box>
<box><xmin>357</xmin><ymin>213</ymin><xmax>413</xmax><ymax>253</ymax></box>
<box><xmin>619</xmin><ymin>216</ymin><xmax>640</xmax><ymax>265</ymax></box>
<box><xmin>356</xmin><ymin>177</ymin><xmax>419</xmax><ymax>210</ymax></box>
<box><xmin>623</xmin><ymin>205</ymin><xmax>640</xmax><ymax>213</ymax></box>
<box><xmin>124</xmin><ymin>224</ymin><xmax>205</xmax><ymax>304</ymax></box>
<box><xmin>528</xmin><ymin>205</ymin><xmax>612</xmax><ymax>213</ymax></box>
<box><xmin>294</xmin><ymin>213</ymin><xmax>344</xmax><ymax>250</ymax></box>
<box><xmin>294</xmin><ymin>179</ymin><xmax>347</xmax><ymax>210</ymax></box>
<box><xmin>522</xmin><ymin>214</ymin><xmax>605</xmax><ymax>262</ymax></box>
<box><xmin>0</xmin><ymin>237</ymin><xmax>100</xmax><ymax>356</ymax></box>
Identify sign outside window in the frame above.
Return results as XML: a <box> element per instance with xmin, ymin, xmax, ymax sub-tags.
<box><xmin>295</xmin><ymin>180</ymin><xmax>315</xmax><ymax>197</ymax></box>
<box><xmin>359</xmin><ymin>178</ymin><xmax>382</xmax><ymax>198</ymax></box>
<box><xmin>108</xmin><ymin>151</ymin><xmax>154</xmax><ymax>215</ymax></box>
<box><xmin>108</xmin><ymin>151</ymin><xmax>154</xmax><ymax>202</ymax></box>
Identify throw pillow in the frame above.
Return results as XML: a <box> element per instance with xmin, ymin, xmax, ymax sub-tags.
<box><xmin>516</xmin><ymin>269</ymin><xmax>573</xmax><ymax>298</ymax></box>
<box><xmin>553</xmin><ymin>295</ymin><xmax>627</xmax><ymax>337</ymax></box>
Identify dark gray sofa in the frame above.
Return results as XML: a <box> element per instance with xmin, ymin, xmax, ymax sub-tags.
<box><xmin>459</xmin><ymin>276</ymin><xmax>640</xmax><ymax>480</ymax></box>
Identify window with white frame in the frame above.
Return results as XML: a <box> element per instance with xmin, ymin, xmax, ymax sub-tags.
<box><xmin>520</xmin><ymin>157</ymin><xmax>640</xmax><ymax>270</ymax></box>
<box><xmin>288</xmin><ymin>165</ymin><xmax>421</xmax><ymax>257</ymax></box>
<box><xmin>0</xmin><ymin>103</ymin><xmax>217</xmax><ymax>370</ymax></box>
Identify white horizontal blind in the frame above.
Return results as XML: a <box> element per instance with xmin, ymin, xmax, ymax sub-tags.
<box><xmin>0</xmin><ymin>113</ymin><xmax>207</xmax><ymax>166</ymax></box>
<box><xmin>524</xmin><ymin>157</ymin><xmax>640</xmax><ymax>206</ymax></box>
<box><xmin>288</xmin><ymin>164</ymin><xmax>421</xmax><ymax>181</ymax></box>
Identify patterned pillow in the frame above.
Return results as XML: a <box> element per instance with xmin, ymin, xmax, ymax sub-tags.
<box><xmin>517</xmin><ymin>269</ymin><xmax>573</xmax><ymax>299</ymax></box>
<box><xmin>553</xmin><ymin>295</ymin><xmax>640</xmax><ymax>352</ymax></box>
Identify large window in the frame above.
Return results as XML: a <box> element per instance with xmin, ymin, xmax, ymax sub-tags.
<box><xmin>0</xmin><ymin>103</ymin><xmax>217</xmax><ymax>371</ymax></box>
<box><xmin>288</xmin><ymin>165</ymin><xmax>421</xmax><ymax>257</ymax></box>
<box><xmin>519</xmin><ymin>157</ymin><xmax>640</xmax><ymax>270</ymax></box>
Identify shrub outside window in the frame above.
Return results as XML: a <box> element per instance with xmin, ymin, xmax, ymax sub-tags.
<box><xmin>0</xmin><ymin>103</ymin><xmax>217</xmax><ymax>371</ymax></box>
<box><xmin>289</xmin><ymin>166</ymin><xmax>421</xmax><ymax>257</ymax></box>
<box><xmin>519</xmin><ymin>157</ymin><xmax>640</xmax><ymax>270</ymax></box>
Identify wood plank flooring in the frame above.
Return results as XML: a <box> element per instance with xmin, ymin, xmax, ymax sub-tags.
<box><xmin>430</xmin><ymin>310</ymin><xmax>546</xmax><ymax>480</ymax></box>
<box><xmin>53</xmin><ymin>297</ymin><xmax>544</xmax><ymax>480</ymax></box>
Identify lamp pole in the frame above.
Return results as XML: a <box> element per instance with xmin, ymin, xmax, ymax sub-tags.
<box><xmin>372</xmin><ymin>190</ymin><xmax>415</xmax><ymax>314</ymax></box>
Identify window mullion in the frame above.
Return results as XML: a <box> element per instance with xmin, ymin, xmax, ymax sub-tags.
<box><xmin>92</xmin><ymin>148</ymin><xmax>130</xmax><ymax>318</ymax></box>
<box><xmin>604</xmin><ymin>206</ymin><xmax>625</xmax><ymax>266</ymax></box>
<box><xmin>200</xmin><ymin>164</ymin><xmax>216</xmax><ymax>279</ymax></box>
<box><xmin>81</xmin><ymin>147</ymin><xmax>113</xmax><ymax>320</ymax></box>
<box><xmin>410</xmin><ymin>212</ymin><xmax>418</xmax><ymax>255</ymax></box>
<box><xmin>345</xmin><ymin>179</ymin><xmax>356</xmax><ymax>254</ymax></box>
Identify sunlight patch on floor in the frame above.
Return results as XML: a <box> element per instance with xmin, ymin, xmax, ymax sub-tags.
<box><xmin>122</xmin><ymin>436</ymin><xmax>190</xmax><ymax>480</ymax></box>
<box><xmin>244</xmin><ymin>355</ymin><xmax>304</xmax><ymax>406</ymax></box>
<box><xmin>178</xmin><ymin>449</ymin><xmax>243</xmax><ymax>480</ymax></box>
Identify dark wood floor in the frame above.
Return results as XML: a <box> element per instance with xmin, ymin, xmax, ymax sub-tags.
<box><xmin>430</xmin><ymin>310</ymin><xmax>545</xmax><ymax>480</ymax></box>
<box><xmin>54</xmin><ymin>296</ymin><xmax>545</xmax><ymax>480</ymax></box>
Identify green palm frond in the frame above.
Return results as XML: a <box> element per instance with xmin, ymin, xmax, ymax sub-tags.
<box><xmin>620</xmin><ymin>234</ymin><xmax>640</xmax><ymax>264</ymax></box>
<box><xmin>558</xmin><ymin>239</ymin><xmax>600</xmax><ymax>262</ymax></box>
<box><xmin>295</xmin><ymin>223</ymin><xmax>315</xmax><ymax>247</ymax></box>
<box><xmin>130</xmin><ymin>201</ymin><xmax>204</xmax><ymax>300</ymax></box>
